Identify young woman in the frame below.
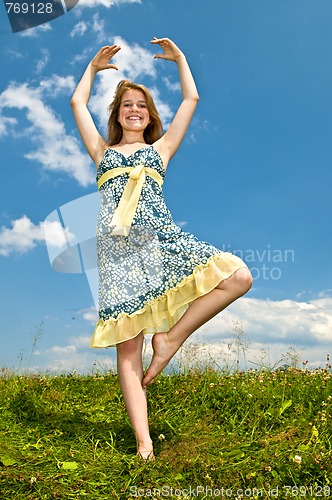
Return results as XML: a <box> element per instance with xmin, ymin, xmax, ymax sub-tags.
<box><xmin>70</xmin><ymin>37</ymin><xmax>252</xmax><ymax>460</ymax></box>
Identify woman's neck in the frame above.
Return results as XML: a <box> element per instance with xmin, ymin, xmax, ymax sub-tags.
<box><xmin>117</xmin><ymin>131</ymin><xmax>146</xmax><ymax>147</ymax></box>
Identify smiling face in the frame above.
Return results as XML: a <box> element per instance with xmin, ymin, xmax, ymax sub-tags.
<box><xmin>117</xmin><ymin>89</ymin><xmax>150</xmax><ymax>134</ymax></box>
<box><xmin>107</xmin><ymin>80</ymin><xmax>164</xmax><ymax>146</ymax></box>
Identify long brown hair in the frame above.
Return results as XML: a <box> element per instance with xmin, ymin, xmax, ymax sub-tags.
<box><xmin>107</xmin><ymin>80</ymin><xmax>164</xmax><ymax>146</ymax></box>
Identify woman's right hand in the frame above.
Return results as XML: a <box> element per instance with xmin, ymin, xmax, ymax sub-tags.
<box><xmin>91</xmin><ymin>45</ymin><xmax>121</xmax><ymax>72</ymax></box>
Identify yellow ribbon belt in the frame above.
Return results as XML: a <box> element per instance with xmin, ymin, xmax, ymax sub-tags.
<box><xmin>97</xmin><ymin>164</ymin><xmax>164</xmax><ymax>236</ymax></box>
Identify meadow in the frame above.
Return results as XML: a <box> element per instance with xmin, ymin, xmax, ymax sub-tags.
<box><xmin>1</xmin><ymin>353</ymin><xmax>332</xmax><ymax>499</ymax></box>
<box><xmin>0</xmin><ymin>322</ymin><xmax>332</xmax><ymax>500</ymax></box>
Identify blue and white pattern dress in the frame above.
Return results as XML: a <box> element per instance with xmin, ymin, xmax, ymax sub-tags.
<box><xmin>90</xmin><ymin>144</ymin><xmax>247</xmax><ymax>347</ymax></box>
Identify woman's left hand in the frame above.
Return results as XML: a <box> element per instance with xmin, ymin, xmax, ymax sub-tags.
<box><xmin>150</xmin><ymin>37</ymin><xmax>183</xmax><ymax>62</ymax></box>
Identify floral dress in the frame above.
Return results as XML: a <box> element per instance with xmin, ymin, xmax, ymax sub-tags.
<box><xmin>90</xmin><ymin>144</ymin><xmax>247</xmax><ymax>347</ymax></box>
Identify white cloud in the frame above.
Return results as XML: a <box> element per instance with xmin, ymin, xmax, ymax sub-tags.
<box><xmin>77</xmin><ymin>0</ymin><xmax>141</xmax><ymax>9</ymax></box>
<box><xmin>46</xmin><ymin>352</ymin><xmax>116</xmax><ymax>374</ymax></box>
<box><xmin>82</xmin><ymin>309</ymin><xmax>98</xmax><ymax>324</ymax></box>
<box><xmin>70</xmin><ymin>48</ymin><xmax>93</xmax><ymax>65</ymax></box>
<box><xmin>318</xmin><ymin>289</ymin><xmax>332</xmax><ymax>298</ymax></box>
<box><xmin>71</xmin><ymin>307</ymin><xmax>98</xmax><ymax>325</ymax></box>
<box><xmin>35</xmin><ymin>339</ymin><xmax>116</xmax><ymax>373</ymax></box>
<box><xmin>70</xmin><ymin>21</ymin><xmax>88</xmax><ymax>38</ymax></box>
<box><xmin>44</xmin><ymin>219</ymin><xmax>75</xmax><ymax>249</ymax></box>
<box><xmin>91</xmin><ymin>12</ymin><xmax>105</xmax><ymax>41</ymax></box>
<box><xmin>39</xmin><ymin>75</ymin><xmax>76</xmax><ymax>96</ymax></box>
<box><xmin>25</xmin><ymin>295</ymin><xmax>332</xmax><ymax>374</ymax></box>
<box><xmin>112</xmin><ymin>35</ymin><xmax>157</xmax><ymax>81</ymax></box>
<box><xmin>0</xmin><ymin>215</ymin><xmax>74</xmax><ymax>257</ymax></box>
<box><xmin>162</xmin><ymin>76</ymin><xmax>181</xmax><ymax>92</ymax></box>
<box><xmin>9</xmin><ymin>323</ymin><xmax>96</xmax><ymax>374</ymax></box>
<box><xmin>51</xmin><ymin>345</ymin><xmax>76</xmax><ymax>355</ymax></box>
<box><xmin>35</xmin><ymin>48</ymin><xmax>50</xmax><ymax>74</ymax></box>
<box><xmin>191</xmin><ymin>296</ymin><xmax>332</xmax><ymax>368</ymax></box>
<box><xmin>19</xmin><ymin>23</ymin><xmax>52</xmax><ymax>38</ymax></box>
<box><xmin>296</xmin><ymin>289</ymin><xmax>332</xmax><ymax>300</ymax></box>
<box><xmin>148</xmin><ymin>86</ymin><xmax>173</xmax><ymax>129</ymax></box>
<box><xmin>0</xmin><ymin>81</ymin><xmax>95</xmax><ymax>186</ymax></box>
<box><xmin>69</xmin><ymin>11</ymin><xmax>133</xmax><ymax>43</ymax></box>
<box><xmin>68</xmin><ymin>335</ymin><xmax>92</xmax><ymax>348</ymax></box>
<box><xmin>199</xmin><ymin>297</ymin><xmax>332</xmax><ymax>345</ymax></box>
<box><xmin>0</xmin><ymin>116</ymin><xmax>17</xmax><ymax>137</ymax></box>
<box><xmin>6</xmin><ymin>49</ymin><xmax>23</xmax><ymax>60</ymax></box>
<box><xmin>175</xmin><ymin>220</ymin><xmax>188</xmax><ymax>228</ymax></box>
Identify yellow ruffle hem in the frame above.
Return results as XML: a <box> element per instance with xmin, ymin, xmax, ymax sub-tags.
<box><xmin>90</xmin><ymin>251</ymin><xmax>247</xmax><ymax>348</ymax></box>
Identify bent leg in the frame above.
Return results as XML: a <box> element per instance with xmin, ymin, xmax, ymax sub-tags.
<box><xmin>142</xmin><ymin>268</ymin><xmax>252</xmax><ymax>388</ymax></box>
<box><xmin>116</xmin><ymin>332</ymin><xmax>154</xmax><ymax>459</ymax></box>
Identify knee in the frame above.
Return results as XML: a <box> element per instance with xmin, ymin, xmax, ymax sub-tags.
<box><xmin>116</xmin><ymin>334</ymin><xmax>143</xmax><ymax>357</ymax></box>
<box><xmin>236</xmin><ymin>268</ymin><xmax>253</xmax><ymax>295</ymax></box>
<box><xmin>226</xmin><ymin>268</ymin><xmax>252</xmax><ymax>297</ymax></box>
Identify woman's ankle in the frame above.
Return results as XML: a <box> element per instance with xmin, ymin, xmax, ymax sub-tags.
<box><xmin>136</xmin><ymin>435</ymin><xmax>153</xmax><ymax>451</ymax></box>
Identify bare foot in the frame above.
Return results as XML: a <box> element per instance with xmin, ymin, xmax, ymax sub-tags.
<box><xmin>136</xmin><ymin>438</ymin><xmax>155</xmax><ymax>461</ymax></box>
<box><xmin>142</xmin><ymin>332</ymin><xmax>178</xmax><ymax>388</ymax></box>
<box><xmin>136</xmin><ymin>449</ymin><xmax>155</xmax><ymax>461</ymax></box>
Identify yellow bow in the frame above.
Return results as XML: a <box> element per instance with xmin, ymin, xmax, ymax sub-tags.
<box><xmin>97</xmin><ymin>164</ymin><xmax>163</xmax><ymax>236</ymax></box>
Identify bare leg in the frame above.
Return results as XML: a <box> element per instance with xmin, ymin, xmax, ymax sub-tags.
<box><xmin>116</xmin><ymin>332</ymin><xmax>154</xmax><ymax>460</ymax></box>
<box><xmin>142</xmin><ymin>268</ymin><xmax>252</xmax><ymax>388</ymax></box>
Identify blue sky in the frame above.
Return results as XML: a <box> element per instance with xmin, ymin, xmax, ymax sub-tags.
<box><xmin>0</xmin><ymin>0</ymin><xmax>331</xmax><ymax>373</ymax></box>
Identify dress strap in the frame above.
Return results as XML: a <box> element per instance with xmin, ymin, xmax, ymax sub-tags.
<box><xmin>97</xmin><ymin>165</ymin><xmax>164</xmax><ymax>236</ymax></box>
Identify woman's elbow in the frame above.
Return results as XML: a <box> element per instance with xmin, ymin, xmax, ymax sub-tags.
<box><xmin>186</xmin><ymin>94</ymin><xmax>199</xmax><ymax>106</ymax></box>
<box><xmin>70</xmin><ymin>97</ymin><xmax>86</xmax><ymax>110</ymax></box>
<box><xmin>70</xmin><ymin>96</ymin><xmax>78</xmax><ymax>108</ymax></box>
<box><xmin>191</xmin><ymin>94</ymin><xmax>200</xmax><ymax>109</ymax></box>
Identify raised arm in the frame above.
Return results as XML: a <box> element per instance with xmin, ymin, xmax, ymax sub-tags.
<box><xmin>70</xmin><ymin>45</ymin><xmax>121</xmax><ymax>167</ymax></box>
<box><xmin>151</xmin><ymin>37</ymin><xmax>199</xmax><ymax>163</ymax></box>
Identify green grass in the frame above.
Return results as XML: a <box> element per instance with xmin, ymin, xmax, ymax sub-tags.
<box><xmin>0</xmin><ymin>367</ymin><xmax>331</xmax><ymax>499</ymax></box>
